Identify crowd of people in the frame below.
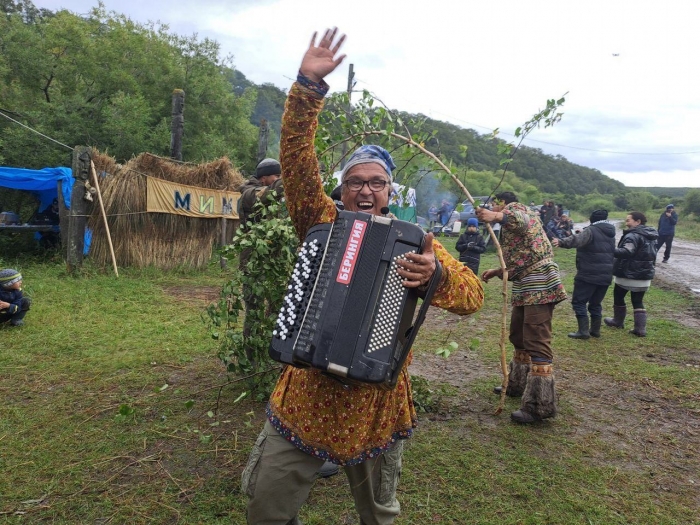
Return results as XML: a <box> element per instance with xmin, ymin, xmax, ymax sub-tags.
<box><xmin>537</xmin><ymin>200</ymin><xmax>574</xmax><ymax>240</ymax></box>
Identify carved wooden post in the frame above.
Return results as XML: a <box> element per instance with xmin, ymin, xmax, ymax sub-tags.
<box><xmin>170</xmin><ymin>89</ymin><xmax>185</xmax><ymax>161</ymax></box>
<box><xmin>257</xmin><ymin>118</ymin><xmax>269</xmax><ymax>163</ymax></box>
<box><xmin>67</xmin><ymin>146</ymin><xmax>90</xmax><ymax>273</ymax></box>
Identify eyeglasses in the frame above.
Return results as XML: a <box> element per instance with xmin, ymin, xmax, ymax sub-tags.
<box><xmin>343</xmin><ymin>179</ymin><xmax>389</xmax><ymax>192</ymax></box>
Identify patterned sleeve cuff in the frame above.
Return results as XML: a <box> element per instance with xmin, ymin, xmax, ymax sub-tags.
<box><xmin>297</xmin><ymin>71</ymin><xmax>330</xmax><ymax>97</ymax></box>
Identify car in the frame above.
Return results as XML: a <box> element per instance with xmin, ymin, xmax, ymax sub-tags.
<box><xmin>416</xmin><ymin>216</ymin><xmax>429</xmax><ymax>231</ymax></box>
<box><xmin>458</xmin><ymin>196</ymin><xmax>491</xmax><ymax>223</ymax></box>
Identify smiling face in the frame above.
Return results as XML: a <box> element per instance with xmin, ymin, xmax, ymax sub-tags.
<box><xmin>340</xmin><ymin>164</ymin><xmax>391</xmax><ymax>216</ymax></box>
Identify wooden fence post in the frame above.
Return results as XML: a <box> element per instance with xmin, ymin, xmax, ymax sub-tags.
<box><xmin>66</xmin><ymin>146</ymin><xmax>91</xmax><ymax>274</ymax></box>
<box><xmin>170</xmin><ymin>89</ymin><xmax>185</xmax><ymax>161</ymax></box>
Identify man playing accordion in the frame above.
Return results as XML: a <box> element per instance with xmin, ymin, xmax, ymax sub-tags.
<box><xmin>241</xmin><ymin>28</ymin><xmax>484</xmax><ymax>525</ymax></box>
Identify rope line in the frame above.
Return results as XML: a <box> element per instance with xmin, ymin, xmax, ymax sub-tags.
<box><xmin>0</xmin><ymin>110</ymin><xmax>74</xmax><ymax>151</ymax></box>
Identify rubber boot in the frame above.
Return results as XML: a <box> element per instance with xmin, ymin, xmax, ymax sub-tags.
<box><xmin>604</xmin><ymin>305</ymin><xmax>626</xmax><ymax>329</ymax></box>
<box><xmin>511</xmin><ymin>362</ymin><xmax>557</xmax><ymax>423</ymax></box>
<box><xmin>589</xmin><ymin>316</ymin><xmax>602</xmax><ymax>338</ymax></box>
<box><xmin>493</xmin><ymin>349</ymin><xmax>531</xmax><ymax>397</ymax></box>
<box><xmin>568</xmin><ymin>316</ymin><xmax>590</xmax><ymax>339</ymax></box>
<box><xmin>629</xmin><ymin>309</ymin><xmax>647</xmax><ymax>337</ymax></box>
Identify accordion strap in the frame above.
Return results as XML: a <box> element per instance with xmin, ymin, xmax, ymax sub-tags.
<box><xmin>401</xmin><ymin>257</ymin><xmax>443</xmax><ymax>361</ymax></box>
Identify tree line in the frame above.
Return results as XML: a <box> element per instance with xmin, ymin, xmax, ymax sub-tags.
<box><xmin>2</xmin><ymin>0</ymin><xmax>693</xmax><ymax>221</ymax></box>
<box><xmin>1</xmin><ymin>1</ymin><xmax>259</xmax><ymax>171</ymax></box>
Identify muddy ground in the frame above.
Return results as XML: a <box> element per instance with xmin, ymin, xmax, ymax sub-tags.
<box><xmin>654</xmin><ymin>237</ymin><xmax>700</xmax><ymax>295</ymax></box>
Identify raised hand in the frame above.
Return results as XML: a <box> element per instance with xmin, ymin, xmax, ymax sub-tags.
<box><xmin>299</xmin><ymin>28</ymin><xmax>347</xmax><ymax>83</ymax></box>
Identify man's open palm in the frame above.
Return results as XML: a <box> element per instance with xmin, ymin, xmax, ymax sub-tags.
<box><xmin>300</xmin><ymin>28</ymin><xmax>346</xmax><ymax>83</ymax></box>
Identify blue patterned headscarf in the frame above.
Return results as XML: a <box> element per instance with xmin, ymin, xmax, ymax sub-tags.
<box><xmin>340</xmin><ymin>145</ymin><xmax>396</xmax><ymax>182</ymax></box>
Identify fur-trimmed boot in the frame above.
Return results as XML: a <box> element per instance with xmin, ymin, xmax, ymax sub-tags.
<box><xmin>604</xmin><ymin>305</ymin><xmax>626</xmax><ymax>329</ymax></box>
<box><xmin>629</xmin><ymin>309</ymin><xmax>647</xmax><ymax>337</ymax></box>
<box><xmin>589</xmin><ymin>316</ymin><xmax>602</xmax><ymax>338</ymax></box>
<box><xmin>568</xmin><ymin>316</ymin><xmax>590</xmax><ymax>339</ymax></box>
<box><xmin>511</xmin><ymin>362</ymin><xmax>557</xmax><ymax>424</ymax></box>
<box><xmin>493</xmin><ymin>350</ymin><xmax>531</xmax><ymax>397</ymax></box>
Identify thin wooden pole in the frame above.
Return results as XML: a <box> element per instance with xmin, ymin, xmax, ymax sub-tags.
<box><xmin>90</xmin><ymin>161</ymin><xmax>119</xmax><ymax>277</ymax></box>
<box><xmin>340</xmin><ymin>63</ymin><xmax>354</xmax><ymax>169</ymax></box>
<box><xmin>219</xmin><ymin>216</ymin><xmax>227</xmax><ymax>270</ymax></box>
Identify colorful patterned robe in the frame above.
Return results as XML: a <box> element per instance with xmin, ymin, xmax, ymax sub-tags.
<box><xmin>500</xmin><ymin>202</ymin><xmax>567</xmax><ymax>307</ymax></box>
<box><xmin>265</xmin><ymin>81</ymin><xmax>484</xmax><ymax>465</ymax></box>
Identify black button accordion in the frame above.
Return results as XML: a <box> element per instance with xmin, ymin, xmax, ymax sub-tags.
<box><xmin>269</xmin><ymin>210</ymin><xmax>441</xmax><ymax>389</ymax></box>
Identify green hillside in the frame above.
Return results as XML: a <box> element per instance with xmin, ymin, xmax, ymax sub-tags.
<box><xmin>237</xmin><ymin>73</ymin><xmax>625</xmax><ymax>197</ymax></box>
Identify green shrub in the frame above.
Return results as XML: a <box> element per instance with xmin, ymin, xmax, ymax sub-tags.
<box><xmin>683</xmin><ymin>189</ymin><xmax>700</xmax><ymax>216</ymax></box>
<box><xmin>579</xmin><ymin>195</ymin><xmax>615</xmax><ymax>216</ymax></box>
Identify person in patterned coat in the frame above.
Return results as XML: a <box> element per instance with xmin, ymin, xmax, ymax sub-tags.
<box><xmin>476</xmin><ymin>191</ymin><xmax>567</xmax><ymax>424</ymax></box>
<box><xmin>241</xmin><ymin>28</ymin><xmax>484</xmax><ymax>525</ymax></box>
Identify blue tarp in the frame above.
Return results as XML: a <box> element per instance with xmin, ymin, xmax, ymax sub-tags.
<box><xmin>0</xmin><ymin>166</ymin><xmax>91</xmax><ymax>254</ymax></box>
<box><xmin>0</xmin><ymin>166</ymin><xmax>74</xmax><ymax>210</ymax></box>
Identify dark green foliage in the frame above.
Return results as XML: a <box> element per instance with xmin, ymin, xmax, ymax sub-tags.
<box><xmin>0</xmin><ymin>2</ymin><xmax>258</xmax><ymax>170</ymax></box>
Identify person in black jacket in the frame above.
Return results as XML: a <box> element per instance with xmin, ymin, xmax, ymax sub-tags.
<box><xmin>552</xmin><ymin>210</ymin><xmax>615</xmax><ymax>339</ymax></box>
<box><xmin>456</xmin><ymin>217</ymin><xmax>486</xmax><ymax>275</ymax></box>
<box><xmin>604</xmin><ymin>211</ymin><xmax>658</xmax><ymax>337</ymax></box>
<box><xmin>656</xmin><ymin>204</ymin><xmax>678</xmax><ymax>263</ymax></box>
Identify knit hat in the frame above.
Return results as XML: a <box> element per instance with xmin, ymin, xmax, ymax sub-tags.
<box><xmin>340</xmin><ymin>145</ymin><xmax>396</xmax><ymax>182</ymax></box>
<box><xmin>666</xmin><ymin>204</ymin><xmax>674</xmax><ymax>209</ymax></box>
<box><xmin>255</xmin><ymin>158</ymin><xmax>281</xmax><ymax>179</ymax></box>
<box><xmin>589</xmin><ymin>209</ymin><xmax>608</xmax><ymax>223</ymax></box>
<box><xmin>467</xmin><ymin>218</ymin><xmax>479</xmax><ymax>227</ymax></box>
<box><xmin>0</xmin><ymin>268</ymin><xmax>22</xmax><ymax>288</ymax></box>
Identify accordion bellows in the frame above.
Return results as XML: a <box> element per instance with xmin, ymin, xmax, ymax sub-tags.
<box><xmin>270</xmin><ymin>211</ymin><xmax>440</xmax><ymax>388</ymax></box>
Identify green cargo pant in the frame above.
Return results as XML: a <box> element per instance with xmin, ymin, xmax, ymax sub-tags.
<box><xmin>242</xmin><ymin>420</ymin><xmax>403</xmax><ymax>525</ymax></box>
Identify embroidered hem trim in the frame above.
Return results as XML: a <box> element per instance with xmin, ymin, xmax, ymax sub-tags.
<box><xmin>266</xmin><ymin>405</ymin><xmax>414</xmax><ymax>466</ymax></box>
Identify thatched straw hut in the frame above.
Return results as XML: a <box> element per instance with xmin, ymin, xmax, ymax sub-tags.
<box><xmin>88</xmin><ymin>151</ymin><xmax>245</xmax><ymax>270</ymax></box>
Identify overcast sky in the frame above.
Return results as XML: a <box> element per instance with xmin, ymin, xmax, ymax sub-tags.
<box><xmin>34</xmin><ymin>0</ymin><xmax>700</xmax><ymax>188</ymax></box>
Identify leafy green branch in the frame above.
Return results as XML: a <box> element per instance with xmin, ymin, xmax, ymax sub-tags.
<box><xmin>489</xmin><ymin>93</ymin><xmax>567</xmax><ymax>197</ymax></box>
<box><xmin>206</xmin><ymin>199</ymin><xmax>297</xmax><ymax>399</ymax></box>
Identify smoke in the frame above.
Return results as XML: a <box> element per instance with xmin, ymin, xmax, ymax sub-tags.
<box><xmin>412</xmin><ymin>170</ymin><xmax>460</xmax><ymax>217</ymax></box>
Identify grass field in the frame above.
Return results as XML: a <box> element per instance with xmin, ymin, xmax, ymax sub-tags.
<box><xmin>1</xmin><ymin>240</ymin><xmax>699</xmax><ymax>524</ymax></box>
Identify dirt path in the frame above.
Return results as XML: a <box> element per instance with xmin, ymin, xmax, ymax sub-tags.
<box><xmin>654</xmin><ymin>238</ymin><xmax>700</xmax><ymax>294</ymax></box>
